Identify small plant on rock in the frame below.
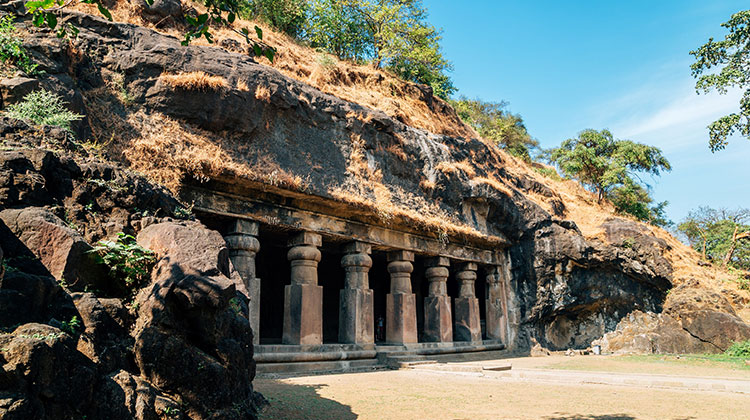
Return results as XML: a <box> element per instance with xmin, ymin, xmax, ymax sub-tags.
<box><xmin>726</xmin><ymin>340</ymin><xmax>750</xmax><ymax>358</ymax></box>
<box><xmin>60</xmin><ymin>315</ymin><xmax>82</xmax><ymax>336</ymax></box>
<box><xmin>90</xmin><ymin>232</ymin><xmax>156</xmax><ymax>292</ymax></box>
<box><xmin>3</xmin><ymin>89</ymin><xmax>83</xmax><ymax>131</ymax></box>
<box><xmin>0</xmin><ymin>15</ymin><xmax>39</xmax><ymax>76</ymax></box>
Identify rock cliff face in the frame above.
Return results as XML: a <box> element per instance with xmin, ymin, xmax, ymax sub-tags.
<box><xmin>0</xmin><ymin>3</ymin><xmax>749</xmax><ymax>417</ymax></box>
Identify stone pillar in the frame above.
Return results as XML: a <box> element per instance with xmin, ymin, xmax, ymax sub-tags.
<box><xmin>454</xmin><ymin>262</ymin><xmax>481</xmax><ymax>342</ymax></box>
<box><xmin>423</xmin><ymin>257</ymin><xmax>452</xmax><ymax>343</ymax></box>
<box><xmin>386</xmin><ymin>250</ymin><xmax>418</xmax><ymax>345</ymax></box>
<box><xmin>485</xmin><ymin>266</ymin><xmax>506</xmax><ymax>342</ymax></box>
<box><xmin>339</xmin><ymin>242</ymin><xmax>374</xmax><ymax>345</ymax></box>
<box><xmin>283</xmin><ymin>232</ymin><xmax>323</xmax><ymax>345</ymax></box>
<box><xmin>224</xmin><ymin>220</ymin><xmax>261</xmax><ymax>344</ymax></box>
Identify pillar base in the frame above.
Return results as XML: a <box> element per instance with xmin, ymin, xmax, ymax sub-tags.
<box><xmin>248</xmin><ymin>277</ymin><xmax>261</xmax><ymax>345</ymax></box>
<box><xmin>454</xmin><ymin>297</ymin><xmax>481</xmax><ymax>342</ymax></box>
<box><xmin>339</xmin><ymin>288</ymin><xmax>374</xmax><ymax>345</ymax></box>
<box><xmin>283</xmin><ymin>283</ymin><xmax>323</xmax><ymax>345</ymax></box>
<box><xmin>386</xmin><ymin>293</ymin><xmax>418</xmax><ymax>344</ymax></box>
<box><xmin>423</xmin><ymin>296</ymin><xmax>452</xmax><ymax>342</ymax></box>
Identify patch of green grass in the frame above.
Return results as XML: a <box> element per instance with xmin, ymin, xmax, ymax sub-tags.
<box><xmin>623</xmin><ymin>353</ymin><xmax>750</xmax><ymax>370</ymax></box>
<box><xmin>726</xmin><ymin>340</ymin><xmax>750</xmax><ymax>358</ymax></box>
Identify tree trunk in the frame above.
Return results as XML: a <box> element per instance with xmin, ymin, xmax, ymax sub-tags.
<box><xmin>723</xmin><ymin>226</ymin><xmax>750</xmax><ymax>266</ymax></box>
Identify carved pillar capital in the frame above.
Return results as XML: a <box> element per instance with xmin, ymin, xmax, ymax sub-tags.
<box><xmin>456</xmin><ymin>262</ymin><xmax>478</xmax><ymax>298</ymax></box>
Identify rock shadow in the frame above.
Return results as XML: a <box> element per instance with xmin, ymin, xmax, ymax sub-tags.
<box><xmin>257</xmin><ymin>380</ymin><xmax>357</xmax><ymax>420</ymax></box>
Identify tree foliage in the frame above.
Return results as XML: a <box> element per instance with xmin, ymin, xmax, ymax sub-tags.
<box><xmin>547</xmin><ymin>129</ymin><xmax>672</xmax><ymax>225</ymax></box>
<box><xmin>690</xmin><ymin>10</ymin><xmax>750</xmax><ymax>152</ymax></box>
<box><xmin>678</xmin><ymin>207</ymin><xmax>750</xmax><ymax>269</ymax></box>
<box><xmin>450</xmin><ymin>96</ymin><xmax>538</xmax><ymax>161</ymax></box>
<box><xmin>244</xmin><ymin>0</ymin><xmax>308</xmax><ymax>38</ymax></box>
<box><xmin>305</xmin><ymin>0</ymin><xmax>455</xmax><ymax>98</ymax></box>
<box><xmin>3</xmin><ymin>89</ymin><xmax>83</xmax><ymax>131</ymax></box>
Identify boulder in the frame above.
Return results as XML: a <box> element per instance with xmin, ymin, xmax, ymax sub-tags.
<box><xmin>0</xmin><ymin>207</ymin><xmax>106</xmax><ymax>290</ymax></box>
<box><xmin>593</xmin><ymin>309</ymin><xmax>750</xmax><ymax>354</ymax></box>
<box><xmin>72</xmin><ymin>293</ymin><xmax>135</xmax><ymax>373</ymax></box>
<box><xmin>0</xmin><ymin>323</ymin><xmax>97</xmax><ymax>419</ymax></box>
<box><xmin>0</xmin><ymin>77</ymin><xmax>39</xmax><ymax>107</ymax></box>
<box><xmin>134</xmin><ymin>0</ymin><xmax>183</xmax><ymax>24</ymax></box>
<box><xmin>133</xmin><ymin>221</ymin><xmax>258</xmax><ymax>419</ymax></box>
<box><xmin>0</xmin><ymin>270</ymin><xmax>70</xmax><ymax>330</ymax></box>
<box><xmin>137</xmin><ymin>221</ymin><xmax>231</xmax><ymax>277</ymax></box>
<box><xmin>92</xmin><ymin>370</ymin><xmax>183</xmax><ymax>420</ymax></box>
<box><xmin>681</xmin><ymin>310</ymin><xmax>750</xmax><ymax>352</ymax></box>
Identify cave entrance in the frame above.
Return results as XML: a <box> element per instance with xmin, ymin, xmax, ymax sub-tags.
<box><xmin>318</xmin><ymin>246</ymin><xmax>346</xmax><ymax>343</ymax></box>
<box><xmin>371</xmin><ymin>251</ymin><xmax>389</xmax><ymax>343</ymax></box>
<box><xmin>477</xmin><ymin>265</ymin><xmax>487</xmax><ymax>339</ymax></box>
<box><xmin>255</xmin><ymin>228</ymin><xmax>290</xmax><ymax>344</ymax></box>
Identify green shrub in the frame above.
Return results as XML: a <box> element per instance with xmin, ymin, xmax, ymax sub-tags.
<box><xmin>90</xmin><ymin>233</ymin><xmax>156</xmax><ymax>291</ymax></box>
<box><xmin>0</xmin><ymin>15</ymin><xmax>39</xmax><ymax>76</ymax></box>
<box><xmin>3</xmin><ymin>90</ymin><xmax>83</xmax><ymax>130</ymax></box>
<box><xmin>247</xmin><ymin>0</ymin><xmax>307</xmax><ymax>37</ymax></box>
<box><xmin>725</xmin><ymin>340</ymin><xmax>750</xmax><ymax>357</ymax></box>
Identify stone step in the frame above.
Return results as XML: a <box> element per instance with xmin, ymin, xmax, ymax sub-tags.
<box><xmin>256</xmin><ymin>358</ymin><xmax>381</xmax><ymax>376</ymax></box>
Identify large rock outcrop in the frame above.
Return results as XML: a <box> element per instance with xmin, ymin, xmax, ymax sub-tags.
<box><xmin>4</xmin><ymin>9</ymin><xmax>687</xmax><ymax>351</ymax></box>
<box><xmin>0</xmin><ymin>120</ymin><xmax>261</xmax><ymax>418</ymax></box>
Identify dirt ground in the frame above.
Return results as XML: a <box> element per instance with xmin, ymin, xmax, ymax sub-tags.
<box><xmin>255</xmin><ymin>355</ymin><xmax>750</xmax><ymax>420</ymax></box>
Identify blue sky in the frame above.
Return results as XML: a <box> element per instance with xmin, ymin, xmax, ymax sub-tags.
<box><xmin>423</xmin><ymin>0</ymin><xmax>749</xmax><ymax>222</ymax></box>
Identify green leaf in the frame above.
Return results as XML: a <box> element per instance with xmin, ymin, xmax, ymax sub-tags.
<box><xmin>255</xmin><ymin>25</ymin><xmax>263</xmax><ymax>40</ymax></box>
<box><xmin>96</xmin><ymin>2</ymin><xmax>113</xmax><ymax>21</ymax></box>
<box><xmin>185</xmin><ymin>15</ymin><xmax>197</xmax><ymax>26</ymax></box>
<box><xmin>31</xmin><ymin>12</ymin><xmax>44</xmax><ymax>27</ymax></box>
<box><xmin>24</xmin><ymin>0</ymin><xmax>46</xmax><ymax>13</ymax></box>
<box><xmin>45</xmin><ymin>12</ymin><xmax>57</xmax><ymax>29</ymax></box>
<box><xmin>252</xmin><ymin>44</ymin><xmax>262</xmax><ymax>56</ymax></box>
<box><xmin>264</xmin><ymin>48</ymin><xmax>275</xmax><ymax>63</ymax></box>
<box><xmin>197</xmin><ymin>13</ymin><xmax>209</xmax><ymax>25</ymax></box>
<box><xmin>227</xmin><ymin>13</ymin><xmax>235</xmax><ymax>23</ymax></box>
<box><xmin>144</xmin><ymin>0</ymin><xmax>154</xmax><ymax>5</ymax></box>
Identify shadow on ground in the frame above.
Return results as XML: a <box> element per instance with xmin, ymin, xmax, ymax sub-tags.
<box><xmin>256</xmin><ymin>380</ymin><xmax>357</xmax><ymax>420</ymax></box>
<box><xmin>543</xmin><ymin>415</ymin><xmax>635</xmax><ymax>420</ymax></box>
<box><xmin>544</xmin><ymin>415</ymin><xmax>696</xmax><ymax>420</ymax></box>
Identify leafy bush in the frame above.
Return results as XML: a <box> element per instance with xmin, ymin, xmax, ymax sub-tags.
<box><xmin>725</xmin><ymin>340</ymin><xmax>750</xmax><ymax>357</ymax></box>
<box><xmin>90</xmin><ymin>233</ymin><xmax>156</xmax><ymax>291</ymax></box>
<box><xmin>0</xmin><ymin>15</ymin><xmax>39</xmax><ymax>76</ymax></box>
<box><xmin>3</xmin><ymin>90</ymin><xmax>83</xmax><ymax>130</ymax></box>
<box><xmin>60</xmin><ymin>316</ymin><xmax>82</xmax><ymax>336</ymax></box>
<box><xmin>247</xmin><ymin>0</ymin><xmax>308</xmax><ymax>37</ymax></box>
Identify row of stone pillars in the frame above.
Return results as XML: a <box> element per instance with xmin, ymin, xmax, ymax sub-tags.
<box><xmin>225</xmin><ymin>221</ymin><xmax>509</xmax><ymax>347</ymax></box>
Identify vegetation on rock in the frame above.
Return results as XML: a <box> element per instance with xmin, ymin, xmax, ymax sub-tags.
<box><xmin>678</xmin><ymin>206</ymin><xmax>750</xmax><ymax>269</ymax></box>
<box><xmin>726</xmin><ymin>339</ymin><xmax>750</xmax><ymax>357</ymax></box>
<box><xmin>0</xmin><ymin>15</ymin><xmax>39</xmax><ymax>75</ymax></box>
<box><xmin>450</xmin><ymin>96</ymin><xmax>538</xmax><ymax>161</ymax></box>
<box><xmin>304</xmin><ymin>0</ymin><xmax>454</xmax><ymax>98</ymax></box>
<box><xmin>90</xmin><ymin>232</ymin><xmax>156</xmax><ymax>292</ymax></box>
<box><xmin>3</xmin><ymin>89</ymin><xmax>83</xmax><ymax>130</ymax></box>
<box><xmin>690</xmin><ymin>9</ymin><xmax>750</xmax><ymax>152</ymax></box>
<box><xmin>547</xmin><ymin>128</ymin><xmax>672</xmax><ymax>225</ymax></box>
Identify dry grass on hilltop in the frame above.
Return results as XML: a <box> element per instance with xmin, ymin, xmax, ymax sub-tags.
<box><xmin>71</xmin><ymin>0</ymin><xmax>476</xmax><ymax>139</ymax></box>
